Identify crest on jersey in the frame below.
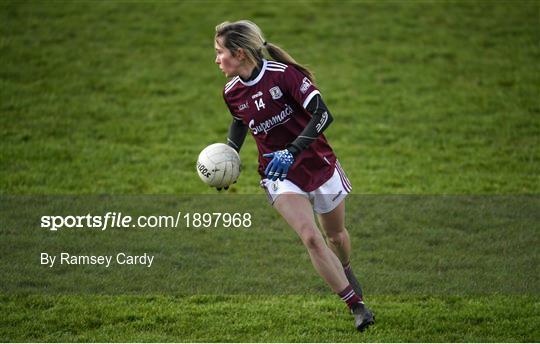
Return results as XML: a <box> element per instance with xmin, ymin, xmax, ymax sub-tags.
<box><xmin>269</xmin><ymin>86</ymin><xmax>283</xmax><ymax>100</ymax></box>
<box><xmin>300</xmin><ymin>77</ymin><xmax>311</xmax><ymax>94</ymax></box>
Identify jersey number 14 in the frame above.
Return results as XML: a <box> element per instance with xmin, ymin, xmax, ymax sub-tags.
<box><xmin>255</xmin><ymin>98</ymin><xmax>266</xmax><ymax>111</ymax></box>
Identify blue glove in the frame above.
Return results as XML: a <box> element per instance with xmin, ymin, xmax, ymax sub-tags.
<box><xmin>263</xmin><ymin>149</ymin><xmax>295</xmax><ymax>181</ymax></box>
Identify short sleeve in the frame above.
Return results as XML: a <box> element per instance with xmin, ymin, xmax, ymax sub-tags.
<box><xmin>282</xmin><ymin>66</ymin><xmax>320</xmax><ymax>109</ymax></box>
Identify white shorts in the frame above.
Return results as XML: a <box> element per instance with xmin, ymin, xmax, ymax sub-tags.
<box><xmin>260</xmin><ymin>161</ymin><xmax>352</xmax><ymax>214</ymax></box>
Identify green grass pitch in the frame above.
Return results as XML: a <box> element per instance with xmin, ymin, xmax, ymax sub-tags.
<box><xmin>1</xmin><ymin>1</ymin><xmax>539</xmax><ymax>342</ymax></box>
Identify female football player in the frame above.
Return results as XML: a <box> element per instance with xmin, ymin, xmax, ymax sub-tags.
<box><xmin>214</xmin><ymin>20</ymin><xmax>374</xmax><ymax>332</ymax></box>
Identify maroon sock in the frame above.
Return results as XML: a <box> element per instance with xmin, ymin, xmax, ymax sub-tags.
<box><xmin>338</xmin><ymin>284</ymin><xmax>362</xmax><ymax>310</ymax></box>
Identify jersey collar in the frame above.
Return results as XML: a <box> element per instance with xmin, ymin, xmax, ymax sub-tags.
<box><xmin>239</xmin><ymin>59</ymin><xmax>267</xmax><ymax>86</ymax></box>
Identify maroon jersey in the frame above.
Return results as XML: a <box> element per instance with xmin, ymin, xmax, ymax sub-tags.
<box><xmin>223</xmin><ymin>59</ymin><xmax>336</xmax><ymax>192</ymax></box>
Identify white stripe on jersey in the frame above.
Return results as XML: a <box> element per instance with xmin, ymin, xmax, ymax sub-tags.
<box><xmin>266</xmin><ymin>67</ymin><xmax>286</xmax><ymax>72</ymax></box>
<box><xmin>302</xmin><ymin>90</ymin><xmax>321</xmax><ymax>109</ymax></box>
<box><xmin>225</xmin><ymin>76</ymin><xmax>239</xmax><ymax>88</ymax></box>
<box><xmin>267</xmin><ymin>61</ymin><xmax>286</xmax><ymax>67</ymax></box>
<box><xmin>224</xmin><ymin>76</ymin><xmax>240</xmax><ymax>94</ymax></box>
<box><xmin>268</xmin><ymin>61</ymin><xmax>287</xmax><ymax>69</ymax></box>
<box><xmin>267</xmin><ymin>65</ymin><xmax>286</xmax><ymax>71</ymax></box>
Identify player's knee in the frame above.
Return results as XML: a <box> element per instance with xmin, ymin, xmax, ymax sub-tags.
<box><xmin>326</xmin><ymin>230</ymin><xmax>346</xmax><ymax>247</ymax></box>
<box><xmin>304</xmin><ymin>235</ymin><xmax>326</xmax><ymax>252</ymax></box>
<box><xmin>298</xmin><ymin>224</ymin><xmax>325</xmax><ymax>251</ymax></box>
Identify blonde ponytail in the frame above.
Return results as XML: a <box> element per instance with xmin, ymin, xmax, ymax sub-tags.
<box><xmin>216</xmin><ymin>20</ymin><xmax>315</xmax><ymax>82</ymax></box>
<box><xmin>264</xmin><ymin>42</ymin><xmax>315</xmax><ymax>82</ymax></box>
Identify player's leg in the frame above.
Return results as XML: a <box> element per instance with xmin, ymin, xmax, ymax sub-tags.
<box><xmin>316</xmin><ymin>200</ymin><xmax>363</xmax><ymax>297</ymax></box>
<box><xmin>274</xmin><ymin>193</ymin><xmax>373</xmax><ymax>331</ymax></box>
<box><xmin>317</xmin><ymin>200</ymin><xmax>350</xmax><ymax>262</ymax></box>
<box><xmin>263</xmin><ymin>179</ymin><xmax>369</xmax><ymax>330</ymax></box>
<box><xmin>316</xmin><ymin>199</ymin><xmax>374</xmax><ymax>331</ymax></box>
<box><xmin>274</xmin><ymin>193</ymin><xmax>349</xmax><ymax>293</ymax></box>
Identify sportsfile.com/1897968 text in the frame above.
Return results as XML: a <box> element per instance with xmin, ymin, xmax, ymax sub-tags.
<box><xmin>40</xmin><ymin>212</ymin><xmax>252</xmax><ymax>231</ymax></box>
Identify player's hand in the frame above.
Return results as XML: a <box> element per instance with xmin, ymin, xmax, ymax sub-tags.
<box><xmin>216</xmin><ymin>180</ymin><xmax>236</xmax><ymax>191</ymax></box>
<box><xmin>263</xmin><ymin>149</ymin><xmax>294</xmax><ymax>181</ymax></box>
